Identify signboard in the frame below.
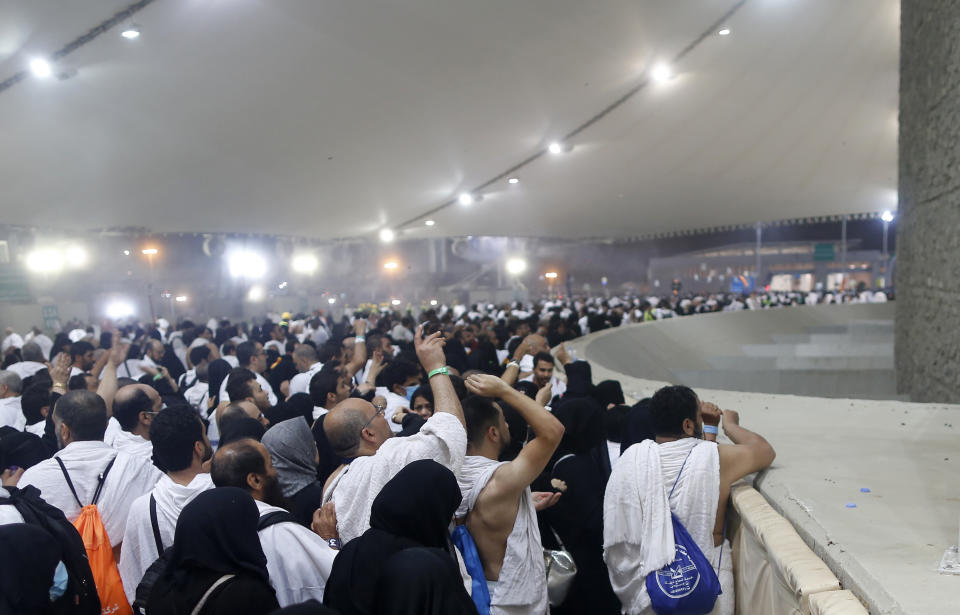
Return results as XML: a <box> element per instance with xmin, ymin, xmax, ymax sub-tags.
<box><xmin>813</xmin><ymin>243</ymin><xmax>835</xmax><ymax>262</ymax></box>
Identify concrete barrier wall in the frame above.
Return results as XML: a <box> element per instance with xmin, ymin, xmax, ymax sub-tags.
<box><xmin>564</xmin><ymin>303</ymin><xmax>959</xmax><ymax>615</ymax></box>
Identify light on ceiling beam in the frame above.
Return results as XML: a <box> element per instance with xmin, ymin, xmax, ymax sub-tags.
<box><xmin>881</xmin><ymin>210</ymin><xmax>895</xmax><ymax>223</ymax></box>
<box><xmin>26</xmin><ymin>249</ymin><xmax>64</xmax><ymax>274</ymax></box>
<box><xmin>141</xmin><ymin>248</ymin><xmax>159</xmax><ymax>255</ymax></box>
<box><xmin>227</xmin><ymin>250</ymin><xmax>267</xmax><ymax>279</ymax></box>
<box><xmin>383</xmin><ymin>260</ymin><xmax>399</xmax><ymax>270</ymax></box>
<box><xmin>458</xmin><ymin>193</ymin><xmax>475</xmax><ymax>206</ymax></box>
<box><xmin>651</xmin><ymin>63</ymin><xmax>674</xmax><ymax>83</ymax></box>
<box><xmin>327</xmin><ymin>297</ymin><xmax>336</xmax><ymax>305</ymax></box>
<box><xmin>506</xmin><ymin>257</ymin><xmax>527</xmax><ymax>275</ymax></box>
<box><xmin>379</xmin><ymin>228</ymin><xmax>395</xmax><ymax>243</ymax></box>
<box><xmin>121</xmin><ymin>25</ymin><xmax>141</xmax><ymax>39</ymax></box>
<box><xmin>391</xmin><ymin>299</ymin><xmax>401</xmax><ymax>306</ymax></box>
<box><xmin>123</xmin><ymin>250</ymin><xmax>131</xmax><ymax>256</ymax></box>
<box><xmin>247</xmin><ymin>285</ymin><xmax>266</xmax><ymax>302</ymax></box>
<box><xmin>508</xmin><ymin>177</ymin><xmax>520</xmax><ymax>184</ymax></box>
<box><xmin>548</xmin><ymin>142</ymin><xmax>563</xmax><ymax>155</ymax></box>
<box><xmin>718</xmin><ymin>28</ymin><xmax>731</xmax><ymax>36</ymax></box>
<box><xmin>545</xmin><ymin>271</ymin><xmax>559</xmax><ymax>279</ymax></box>
<box><xmin>291</xmin><ymin>253</ymin><xmax>319</xmax><ymax>274</ymax></box>
<box><xmin>424</xmin><ymin>220</ymin><xmax>436</xmax><ymax>226</ymax></box>
<box><xmin>106</xmin><ymin>300</ymin><xmax>135</xmax><ymax>319</ymax></box>
<box><xmin>29</xmin><ymin>58</ymin><xmax>52</xmax><ymax>78</ymax></box>
<box><xmin>175</xmin><ymin>295</ymin><xmax>188</xmax><ymax>303</ymax></box>
<box><xmin>64</xmin><ymin>245</ymin><xmax>88</xmax><ymax>268</ymax></box>
<box><xmin>430</xmin><ymin>299</ymin><xmax>438</xmax><ymax>306</ymax></box>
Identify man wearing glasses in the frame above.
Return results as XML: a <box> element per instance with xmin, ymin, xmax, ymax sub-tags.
<box><xmin>319</xmin><ymin>327</ymin><xmax>468</xmax><ymax>545</ymax></box>
<box><xmin>108</xmin><ymin>383</ymin><xmax>163</xmax><ymax>459</ymax></box>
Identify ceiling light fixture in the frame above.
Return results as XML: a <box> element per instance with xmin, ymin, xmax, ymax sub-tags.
<box><xmin>548</xmin><ymin>142</ymin><xmax>564</xmax><ymax>155</ymax></box>
<box><xmin>718</xmin><ymin>28</ymin><xmax>731</xmax><ymax>36</ymax></box>
<box><xmin>379</xmin><ymin>228</ymin><xmax>395</xmax><ymax>243</ymax></box>
<box><xmin>141</xmin><ymin>248</ymin><xmax>159</xmax><ymax>256</ymax></box>
<box><xmin>383</xmin><ymin>261</ymin><xmax>399</xmax><ymax>270</ymax></box>
<box><xmin>458</xmin><ymin>193</ymin><xmax>474</xmax><ymax>206</ymax></box>
<box><xmin>391</xmin><ymin>299</ymin><xmax>401</xmax><ymax>306</ymax></box>
<box><xmin>327</xmin><ymin>297</ymin><xmax>336</xmax><ymax>304</ymax></box>
<box><xmin>651</xmin><ymin>63</ymin><xmax>674</xmax><ymax>83</ymax></box>
<box><xmin>29</xmin><ymin>58</ymin><xmax>52</xmax><ymax>78</ymax></box>
<box><xmin>508</xmin><ymin>177</ymin><xmax>520</xmax><ymax>184</ymax></box>
<box><xmin>881</xmin><ymin>210</ymin><xmax>895</xmax><ymax>223</ymax></box>
<box><xmin>175</xmin><ymin>295</ymin><xmax>187</xmax><ymax>302</ymax></box>
<box><xmin>506</xmin><ymin>257</ymin><xmax>528</xmax><ymax>275</ymax></box>
<box><xmin>121</xmin><ymin>25</ymin><xmax>141</xmax><ymax>39</ymax></box>
<box><xmin>430</xmin><ymin>299</ymin><xmax>438</xmax><ymax>306</ymax></box>
<box><xmin>424</xmin><ymin>220</ymin><xmax>436</xmax><ymax>226</ymax></box>
<box><xmin>291</xmin><ymin>253</ymin><xmax>319</xmax><ymax>274</ymax></box>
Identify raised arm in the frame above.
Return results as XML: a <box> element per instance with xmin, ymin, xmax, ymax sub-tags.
<box><xmin>499</xmin><ymin>341</ymin><xmax>529</xmax><ymax>387</ymax></box>
<box><xmin>415</xmin><ymin>325</ymin><xmax>465</xmax><ymax>429</ymax></box>
<box><xmin>464</xmin><ymin>374</ymin><xmax>564</xmax><ymax>492</ymax></box>
<box><xmin>718</xmin><ymin>409</ymin><xmax>776</xmax><ymax>484</ymax></box>
<box><xmin>342</xmin><ymin>319</ymin><xmax>368</xmax><ymax>379</ymax></box>
<box><xmin>97</xmin><ymin>342</ymin><xmax>130</xmax><ymax>416</ymax></box>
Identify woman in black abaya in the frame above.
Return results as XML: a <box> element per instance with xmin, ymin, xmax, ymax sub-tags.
<box><xmin>323</xmin><ymin>459</ymin><xmax>476</xmax><ymax>615</ymax></box>
<box><xmin>146</xmin><ymin>487</ymin><xmax>279</xmax><ymax>615</ymax></box>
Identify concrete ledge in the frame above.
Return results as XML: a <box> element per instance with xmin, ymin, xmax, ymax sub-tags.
<box><xmin>565</xmin><ymin>303</ymin><xmax>960</xmax><ymax>615</ymax></box>
<box><xmin>809</xmin><ymin>590</ymin><xmax>871</xmax><ymax>615</ymax></box>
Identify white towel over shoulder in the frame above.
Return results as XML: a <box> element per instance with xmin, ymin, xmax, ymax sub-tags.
<box><xmin>602</xmin><ymin>439</ymin><xmax>719</xmax><ymax>615</ymax></box>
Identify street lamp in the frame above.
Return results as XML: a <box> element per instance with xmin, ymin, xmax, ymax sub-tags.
<box><xmin>881</xmin><ymin>210</ymin><xmax>895</xmax><ymax>259</ymax></box>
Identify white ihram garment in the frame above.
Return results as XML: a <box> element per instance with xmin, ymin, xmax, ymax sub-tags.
<box><xmin>118</xmin><ymin>473</ymin><xmax>214</xmax><ymax>604</ymax></box>
<box><xmin>323</xmin><ymin>412</ymin><xmax>466</xmax><ymax>545</ymax></box>
<box><xmin>603</xmin><ymin>439</ymin><xmax>733</xmax><ymax>615</ymax></box>
<box><xmin>456</xmin><ymin>456</ymin><xmax>547</xmax><ymax>615</ymax></box>
<box><xmin>18</xmin><ymin>440</ymin><xmax>162</xmax><ymax>546</ymax></box>
<box><xmin>256</xmin><ymin>500</ymin><xmax>337</xmax><ymax>606</ymax></box>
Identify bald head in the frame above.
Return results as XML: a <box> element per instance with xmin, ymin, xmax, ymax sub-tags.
<box><xmin>324</xmin><ymin>397</ymin><xmax>391</xmax><ymax>458</ymax></box>
<box><xmin>210</xmin><ymin>438</ymin><xmax>270</xmax><ymax>492</ymax></box>
<box><xmin>113</xmin><ymin>383</ymin><xmax>160</xmax><ymax>434</ymax></box>
<box><xmin>523</xmin><ymin>334</ymin><xmax>549</xmax><ymax>355</ymax></box>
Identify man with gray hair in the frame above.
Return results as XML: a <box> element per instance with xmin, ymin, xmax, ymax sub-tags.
<box><xmin>6</xmin><ymin>342</ymin><xmax>48</xmax><ymax>381</ymax></box>
<box><xmin>0</xmin><ymin>370</ymin><xmax>24</xmax><ymax>430</ymax></box>
<box><xmin>320</xmin><ymin>327</ymin><xmax>467</xmax><ymax>545</ymax></box>
<box><xmin>286</xmin><ymin>344</ymin><xmax>323</xmax><ymax>397</ymax></box>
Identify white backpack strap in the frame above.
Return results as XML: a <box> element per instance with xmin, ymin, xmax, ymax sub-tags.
<box><xmin>190</xmin><ymin>574</ymin><xmax>235</xmax><ymax>615</ymax></box>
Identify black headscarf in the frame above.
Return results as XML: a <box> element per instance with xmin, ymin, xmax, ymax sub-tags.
<box><xmin>620</xmin><ymin>398</ymin><xmax>656</xmax><ymax>455</ymax></box>
<box><xmin>0</xmin><ymin>523</ymin><xmax>61</xmax><ymax>615</ymax></box>
<box><xmin>594</xmin><ymin>380</ymin><xmax>625</xmax><ymax>407</ymax></box>
<box><xmin>551</xmin><ymin>397</ymin><xmax>605</xmax><ymax>456</ymax></box>
<box><xmin>159</xmin><ymin>487</ymin><xmax>270</xmax><ymax>588</ymax></box>
<box><xmin>207</xmin><ymin>359</ymin><xmax>232</xmax><ymax>405</ymax></box>
<box><xmin>323</xmin><ymin>460</ymin><xmax>462</xmax><ymax>615</ymax></box>
<box><xmin>376</xmin><ymin>548</ymin><xmax>478</xmax><ymax>615</ymax></box>
<box><xmin>0</xmin><ymin>430</ymin><xmax>50</xmax><ymax>470</ymax></box>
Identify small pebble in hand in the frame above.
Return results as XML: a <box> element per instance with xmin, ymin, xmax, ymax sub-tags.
<box><xmin>550</xmin><ymin>478</ymin><xmax>568</xmax><ymax>492</ymax></box>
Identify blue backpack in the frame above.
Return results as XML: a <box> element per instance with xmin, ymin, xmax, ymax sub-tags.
<box><xmin>646</xmin><ymin>445</ymin><xmax>723</xmax><ymax>615</ymax></box>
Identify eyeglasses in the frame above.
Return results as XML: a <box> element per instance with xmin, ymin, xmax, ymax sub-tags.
<box><xmin>361</xmin><ymin>405</ymin><xmax>385</xmax><ymax>433</ymax></box>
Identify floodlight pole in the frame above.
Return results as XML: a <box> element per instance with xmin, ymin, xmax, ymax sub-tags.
<box><xmin>754</xmin><ymin>222</ymin><xmax>762</xmax><ymax>290</ymax></box>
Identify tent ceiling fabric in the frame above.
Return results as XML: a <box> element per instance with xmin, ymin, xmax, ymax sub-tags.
<box><xmin>0</xmin><ymin>0</ymin><xmax>898</xmax><ymax>240</ymax></box>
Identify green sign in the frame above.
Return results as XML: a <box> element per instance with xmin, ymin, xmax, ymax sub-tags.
<box><xmin>813</xmin><ymin>243</ymin><xmax>835</xmax><ymax>262</ymax></box>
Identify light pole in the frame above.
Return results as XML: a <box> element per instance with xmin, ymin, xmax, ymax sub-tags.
<box><xmin>881</xmin><ymin>210</ymin><xmax>894</xmax><ymax>259</ymax></box>
<box><xmin>142</xmin><ymin>248</ymin><xmax>159</xmax><ymax>322</ymax></box>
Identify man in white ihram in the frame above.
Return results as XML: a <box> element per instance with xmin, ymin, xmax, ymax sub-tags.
<box><xmin>320</xmin><ymin>326</ymin><xmax>467</xmax><ymax>545</ymax></box>
<box><xmin>17</xmin><ymin>389</ymin><xmax>162</xmax><ymax>555</ymax></box>
<box><xmin>118</xmin><ymin>405</ymin><xmax>213</xmax><ymax>604</ymax></box>
<box><xmin>455</xmin><ymin>374</ymin><xmax>564</xmax><ymax>615</ymax></box>
<box><xmin>603</xmin><ymin>385</ymin><xmax>775</xmax><ymax>615</ymax></box>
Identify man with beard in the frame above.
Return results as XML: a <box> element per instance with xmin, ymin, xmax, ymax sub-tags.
<box><xmin>211</xmin><ymin>438</ymin><xmax>337</xmax><ymax>606</ymax></box>
<box><xmin>456</xmin><ymin>374</ymin><xmax>565</xmax><ymax>615</ymax></box>
<box><xmin>118</xmin><ymin>405</ymin><xmax>214</xmax><ymax>604</ymax></box>
<box><xmin>17</xmin><ymin>390</ymin><xmax>162</xmax><ymax>554</ymax></box>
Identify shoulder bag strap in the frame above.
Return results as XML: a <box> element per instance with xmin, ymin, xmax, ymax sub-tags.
<box><xmin>55</xmin><ymin>457</ymin><xmax>83</xmax><ymax>508</ymax></box>
<box><xmin>149</xmin><ymin>494</ymin><xmax>164</xmax><ymax>554</ymax></box>
<box><xmin>91</xmin><ymin>456</ymin><xmax>118</xmax><ymax>506</ymax></box>
<box><xmin>668</xmin><ymin>443</ymin><xmax>698</xmax><ymax>500</ymax></box>
<box><xmin>190</xmin><ymin>574</ymin><xmax>235</xmax><ymax>615</ymax></box>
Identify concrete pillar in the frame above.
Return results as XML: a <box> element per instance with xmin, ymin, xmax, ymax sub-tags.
<box><xmin>897</xmin><ymin>0</ymin><xmax>960</xmax><ymax>401</ymax></box>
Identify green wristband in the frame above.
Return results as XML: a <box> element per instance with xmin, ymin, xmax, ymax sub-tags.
<box><xmin>428</xmin><ymin>366</ymin><xmax>450</xmax><ymax>379</ymax></box>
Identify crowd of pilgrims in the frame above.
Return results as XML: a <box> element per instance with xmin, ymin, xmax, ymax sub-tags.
<box><xmin>0</xmin><ymin>292</ymin><xmax>783</xmax><ymax>615</ymax></box>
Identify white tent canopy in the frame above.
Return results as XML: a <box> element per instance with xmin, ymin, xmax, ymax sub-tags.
<box><xmin>0</xmin><ymin>0</ymin><xmax>898</xmax><ymax>240</ymax></box>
